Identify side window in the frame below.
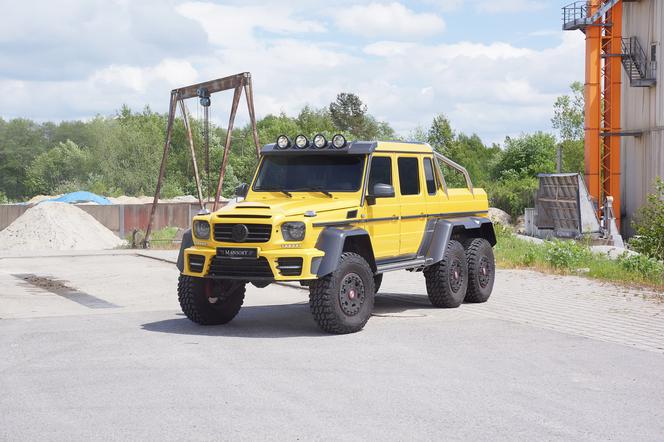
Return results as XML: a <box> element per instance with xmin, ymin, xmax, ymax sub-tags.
<box><xmin>368</xmin><ymin>156</ymin><xmax>392</xmax><ymax>192</ymax></box>
<box><xmin>423</xmin><ymin>158</ymin><xmax>437</xmax><ymax>195</ymax></box>
<box><xmin>397</xmin><ymin>157</ymin><xmax>420</xmax><ymax>196</ymax></box>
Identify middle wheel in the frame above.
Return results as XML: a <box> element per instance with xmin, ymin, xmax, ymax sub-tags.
<box><xmin>308</xmin><ymin>252</ymin><xmax>376</xmax><ymax>334</ymax></box>
<box><xmin>423</xmin><ymin>239</ymin><xmax>468</xmax><ymax>308</ymax></box>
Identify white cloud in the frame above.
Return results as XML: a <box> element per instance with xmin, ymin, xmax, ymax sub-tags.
<box><xmin>176</xmin><ymin>2</ymin><xmax>324</xmax><ymax>48</ymax></box>
<box><xmin>334</xmin><ymin>2</ymin><xmax>445</xmax><ymax>39</ymax></box>
<box><xmin>475</xmin><ymin>0</ymin><xmax>546</xmax><ymax>14</ymax></box>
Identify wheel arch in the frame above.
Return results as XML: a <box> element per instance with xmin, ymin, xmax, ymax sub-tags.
<box><xmin>314</xmin><ymin>227</ymin><xmax>376</xmax><ymax>277</ymax></box>
<box><xmin>176</xmin><ymin>229</ymin><xmax>193</xmax><ymax>273</ymax></box>
<box><xmin>425</xmin><ymin>217</ymin><xmax>495</xmax><ymax>264</ymax></box>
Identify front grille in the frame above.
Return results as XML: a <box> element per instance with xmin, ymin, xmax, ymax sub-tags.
<box><xmin>188</xmin><ymin>254</ymin><xmax>205</xmax><ymax>273</ymax></box>
<box><xmin>276</xmin><ymin>257</ymin><xmax>303</xmax><ymax>276</ymax></box>
<box><xmin>213</xmin><ymin>223</ymin><xmax>272</xmax><ymax>243</ymax></box>
<box><xmin>208</xmin><ymin>256</ymin><xmax>274</xmax><ymax>279</ymax></box>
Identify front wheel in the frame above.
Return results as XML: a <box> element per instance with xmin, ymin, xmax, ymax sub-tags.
<box><xmin>178</xmin><ymin>275</ymin><xmax>245</xmax><ymax>325</ymax></box>
<box><xmin>309</xmin><ymin>252</ymin><xmax>375</xmax><ymax>334</ymax></box>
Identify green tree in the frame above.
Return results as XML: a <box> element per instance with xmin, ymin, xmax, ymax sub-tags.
<box><xmin>0</xmin><ymin>118</ymin><xmax>48</xmax><ymax>199</ymax></box>
<box><xmin>493</xmin><ymin>132</ymin><xmax>557</xmax><ymax>180</ymax></box>
<box><xmin>329</xmin><ymin>93</ymin><xmax>367</xmax><ymax>135</ymax></box>
<box><xmin>26</xmin><ymin>140</ymin><xmax>91</xmax><ymax>195</ymax></box>
<box><xmin>552</xmin><ymin>82</ymin><xmax>584</xmax><ymax>174</ymax></box>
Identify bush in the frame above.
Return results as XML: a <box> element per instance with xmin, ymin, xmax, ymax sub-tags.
<box><xmin>0</xmin><ymin>190</ymin><xmax>8</xmax><ymax>204</ymax></box>
<box><xmin>630</xmin><ymin>178</ymin><xmax>664</xmax><ymax>261</ymax></box>
<box><xmin>543</xmin><ymin>239</ymin><xmax>591</xmax><ymax>270</ymax></box>
<box><xmin>617</xmin><ymin>253</ymin><xmax>664</xmax><ymax>280</ymax></box>
<box><xmin>488</xmin><ymin>173</ymin><xmax>538</xmax><ymax>218</ymax></box>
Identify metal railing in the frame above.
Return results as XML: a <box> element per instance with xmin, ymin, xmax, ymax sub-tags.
<box><xmin>433</xmin><ymin>151</ymin><xmax>474</xmax><ymax>194</ymax></box>
<box><xmin>562</xmin><ymin>1</ymin><xmax>589</xmax><ymax>25</ymax></box>
<box><xmin>621</xmin><ymin>36</ymin><xmax>657</xmax><ymax>86</ymax></box>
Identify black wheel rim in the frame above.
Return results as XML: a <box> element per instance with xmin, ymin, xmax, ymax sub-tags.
<box><xmin>339</xmin><ymin>273</ymin><xmax>366</xmax><ymax>316</ymax></box>
<box><xmin>449</xmin><ymin>259</ymin><xmax>464</xmax><ymax>293</ymax></box>
<box><xmin>478</xmin><ymin>256</ymin><xmax>492</xmax><ymax>288</ymax></box>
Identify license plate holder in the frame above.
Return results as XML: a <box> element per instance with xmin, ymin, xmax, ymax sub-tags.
<box><xmin>216</xmin><ymin>247</ymin><xmax>258</xmax><ymax>259</ymax></box>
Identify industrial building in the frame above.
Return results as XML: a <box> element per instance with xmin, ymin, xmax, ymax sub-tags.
<box><xmin>563</xmin><ymin>0</ymin><xmax>662</xmax><ymax>235</ymax></box>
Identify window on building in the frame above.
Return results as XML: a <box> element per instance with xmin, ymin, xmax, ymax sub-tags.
<box><xmin>397</xmin><ymin>157</ymin><xmax>420</xmax><ymax>196</ymax></box>
<box><xmin>651</xmin><ymin>43</ymin><xmax>657</xmax><ymax>63</ymax></box>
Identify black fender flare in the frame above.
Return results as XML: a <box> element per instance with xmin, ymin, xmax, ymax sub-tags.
<box><xmin>425</xmin><ymin>217</ymin><xmax>495</xmax><ymax>263</ymax></box>
<box><xmin>314</xmin><ymin>227</ymin><xmax>373</xmax><ymax>277</ymax></box>
<box><xmin>176</xmin><ymin>229</ymin><xmax>193</xmax><ymax>273</ymax></box>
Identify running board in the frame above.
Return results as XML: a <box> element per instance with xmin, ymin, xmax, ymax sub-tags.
<box><xmin>376</xmin><ymin>257</ymin><xmax>431</xmax><ymax>273</ymax></box>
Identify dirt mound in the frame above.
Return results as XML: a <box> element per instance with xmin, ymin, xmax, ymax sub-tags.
<box><xmin>0</xmin><ymin>202</ymin><xmax>125</xmax><ymax>251</ymax></box>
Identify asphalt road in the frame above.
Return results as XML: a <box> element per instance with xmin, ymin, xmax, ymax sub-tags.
<box><xmin>1</xmin><ymin>251</ymin><xmax>663</xmax><ymax>441</ymax></box>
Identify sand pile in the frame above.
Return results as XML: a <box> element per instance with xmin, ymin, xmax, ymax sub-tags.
<box><xmin>0</xmin><ymin>202</ymin><xmax>125</xmax><ymax>251</ymax></box>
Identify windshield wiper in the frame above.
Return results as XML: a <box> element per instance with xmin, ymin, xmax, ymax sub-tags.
<box><xmin>257</xmin><ymin>187</ymin><xmax>292</xmax><ymax>197</ymax></box>
<box><xmin>291</xmin><ymin>187</ymin><xmax>333</xmax><ymax>198</ymax></box>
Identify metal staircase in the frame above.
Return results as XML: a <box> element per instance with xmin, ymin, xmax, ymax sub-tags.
<box><xmin>621</xmin><ymin>36</ymin><xmax>657</xmax><ymax>87</ymax></box>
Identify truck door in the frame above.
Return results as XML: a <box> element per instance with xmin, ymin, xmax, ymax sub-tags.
<box><xmin>422</xmin><ymin>156</ymin><xmax>447</xmax><ymax>213</ymax></box>
<box><xmin>396</xmin><ymin>156</ymin><xmax>427</xmax><ymax>256</ymax></box>
<box><xmin>365</xmin><ymin>155</ymin><xmax>400</xmax><ymax>259</ymax></box>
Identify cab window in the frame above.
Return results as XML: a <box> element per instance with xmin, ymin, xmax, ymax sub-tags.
<box><xmin>423</xmin><ymin>157</ymin><xmax>437</xmax><ymax>195</ymax></box>
<box><xmin>397</xmin><ymin>157</ymin><xmax>420</xmax><ymax>196</ymax></box>
<box><xmin>368</xmin><ymin>156</ymin><xmax>393</xmax><ymax>191</ymax></box>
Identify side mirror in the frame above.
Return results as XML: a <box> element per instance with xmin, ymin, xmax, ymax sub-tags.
<box><xmin>367</xmin><ymin>183</ymin><xmax>394</xmax><ymax>205</ymax></box>
<box><xmin>234</xmin><ymin>183</ymin><xmax>249</xmax><ymax>199</ymax></box>
<box><xmin>372</xmin><ymin>183</ymin><xmax>395</xmax><ymax>198</ymax></box>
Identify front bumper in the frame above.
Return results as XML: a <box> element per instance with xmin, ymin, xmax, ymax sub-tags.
<box><xmin>181</xmin><ymin>246</ymin><xmax>325</xmax><ymax>281</ymax></box>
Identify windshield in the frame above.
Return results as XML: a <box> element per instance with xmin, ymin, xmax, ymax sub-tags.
<box><xmin>253</xmin><ymin>155</ymin><xmax>366</xmax><ymax>192</ymax></box>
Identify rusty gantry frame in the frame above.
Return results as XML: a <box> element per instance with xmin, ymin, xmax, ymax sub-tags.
<box><xmin>143</xmin><ymin>72</ymin><xmax>261</xmax><ymax>247</ymax></box>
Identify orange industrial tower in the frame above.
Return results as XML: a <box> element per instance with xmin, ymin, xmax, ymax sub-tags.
<box><xmin>563</xmin><ymin>1</ymin><xmax>624</xmax><ymax>227</ymax></box>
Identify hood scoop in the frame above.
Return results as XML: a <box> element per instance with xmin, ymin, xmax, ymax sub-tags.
<box><xmin>217</xmin><ymin>214</ymin><xmax>271</xmax><ymax>219</ymax></box>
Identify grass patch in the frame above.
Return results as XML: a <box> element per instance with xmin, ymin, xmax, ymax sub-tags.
<box><xmin>125</xmin><ymin>227</ymin><xmax>181</xmax><ymax>249</ymax></box>
<box><xmin>494</xmin><ymin>225</ymin><xmax>664</xmax><ymax>291</ymax></box>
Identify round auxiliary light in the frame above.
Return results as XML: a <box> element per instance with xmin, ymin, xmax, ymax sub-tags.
<box><xmin>332</xmin><ymin>134</ymin><xmax>347</xmax><ymax>149</ymax></box>
<box><xmin>295</xmin><ymin>134</ymin><xmax>309</xmax><ymax>149</ymax></box>
<box><xmin>276</xmin><ymin>135</ymin><xmax>291</xmax><ymax>149</ymax></box>
<box><xmin>313</xmin><ymin>134</ymin><xmax>327</xmax><ymax>149</ymax></box>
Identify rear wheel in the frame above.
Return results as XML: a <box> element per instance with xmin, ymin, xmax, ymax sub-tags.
<box><xmin>424</xmin><ymin>240</ymin><xmax>468</xmax><ymax>308</ymax></box>
<box><xmin>464</xmin><ymin>238</ymin><xmax>495</xmax><ymax>303</ymax></box>
<box><xmin>309</xmin><ymin>252</ymin><xmax>375</xmax><ymax>334</ymax></box>
<box><xmin>178</xmin><ymin>275</ymin><xmax>245</xmax><ymax>325</ymax></box>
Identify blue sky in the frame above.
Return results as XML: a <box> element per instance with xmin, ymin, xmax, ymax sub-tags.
<box><xmin>0</xmin><ymin>0</ymin><xmax>584</xmax><ymax>144</ymax></box>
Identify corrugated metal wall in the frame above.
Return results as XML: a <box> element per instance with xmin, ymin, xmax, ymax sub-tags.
<box><xmin>621</xmin><ymin>0</ymin><xmax>664</xmax><ymax>234</ymax></box>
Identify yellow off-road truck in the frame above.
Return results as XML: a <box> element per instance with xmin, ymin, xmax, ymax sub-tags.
<box><xmin>177</xmin><ymin>134</ymin><xmax>496</xmax><ymax>334</ymax></box>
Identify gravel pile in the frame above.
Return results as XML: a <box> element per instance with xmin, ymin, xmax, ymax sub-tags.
<box><xmin>0</xmin><ymin>202</ymin><xmax>125</xmax><ymax>251</ymax></box>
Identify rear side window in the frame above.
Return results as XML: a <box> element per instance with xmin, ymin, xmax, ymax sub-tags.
<box><xmin>397</xmin><ymin>157</ymin><xmax>420</xmax><ymax>196</ymax></box>
<box><xmin>369</xmin><ymin>156</ymin><xmax>392</xmax><ymax>191</ymax></box>
<box><xmin>423</xmin><ymin>158</ymin><xmax>437</xmax><ymax>195</ymax></box>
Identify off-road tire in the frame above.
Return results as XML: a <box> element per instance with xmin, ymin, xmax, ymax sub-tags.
<box><xmin>178</xmin><ymin>275</ymin><xmax>245</xmax><ymax>325</ymax></box>
<box><xmin>464</xmin><ymin>238</ymin><xmax>495</xmax><ymax>303</ymax></box>
<box><xmin>309</xmin><ymin>252</ymin><xmax>375</xmax><ymax>334</ymax></box>
<box><xmin>424</xmin><ymin>240</ymin><xmax>468</xmax><ymax>308</ymax></box>
<box><xmin>374</xmin><ymin>274</ymin><xmax>383</xmax><ymax>294</ymax></box>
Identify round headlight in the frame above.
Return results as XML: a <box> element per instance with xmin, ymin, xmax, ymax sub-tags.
<box><xmin>281</xmin><ymin>221</ymin><xmax>306</xmax><ymax>241</ymax></box>
<box><xmin>295</xmin><ymin>134</ymin><xmax>309</xmax><ymax>149</ymax></box>
<box><xmin>193</xmin><ymin>220</ymin><xmax>210</xmax><ymax>239</ymax></box>
<box><xmin>313</xmin><ymin>134</ymin><xmax>327</xmax><ymax>149</ymax></box>
<box><xmin>332</xmin><ymin>134</ymin><xmax>347</xmax><ymax>149</ymax></box>
<box><xmin>276</xmin><ymin>135</ymin><xmax>291</xmax><ymax>149</ymax></box>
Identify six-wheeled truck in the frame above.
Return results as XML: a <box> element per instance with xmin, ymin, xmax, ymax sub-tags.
<box><xmin>177</xmin><ymin>134</ymin><xmax>496</xmax><ymax>334</ymax></box>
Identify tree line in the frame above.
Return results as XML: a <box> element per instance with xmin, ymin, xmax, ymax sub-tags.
<box><xmin>0</xmin><ymin>87</ymin><xmax>584</xmax><ymax>217</ymax></box>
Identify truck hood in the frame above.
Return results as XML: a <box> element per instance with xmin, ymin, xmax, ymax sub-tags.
<box><xmin>215</xmin><ymin>197</ymin><xmax>358</xmax><ymax>218</ymax></box>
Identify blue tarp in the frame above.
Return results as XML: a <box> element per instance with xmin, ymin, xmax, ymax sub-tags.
<box><xmin>45</xmin><ymin>191</ymin><xmax>112</xmax><ymax>205</ymax></box>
